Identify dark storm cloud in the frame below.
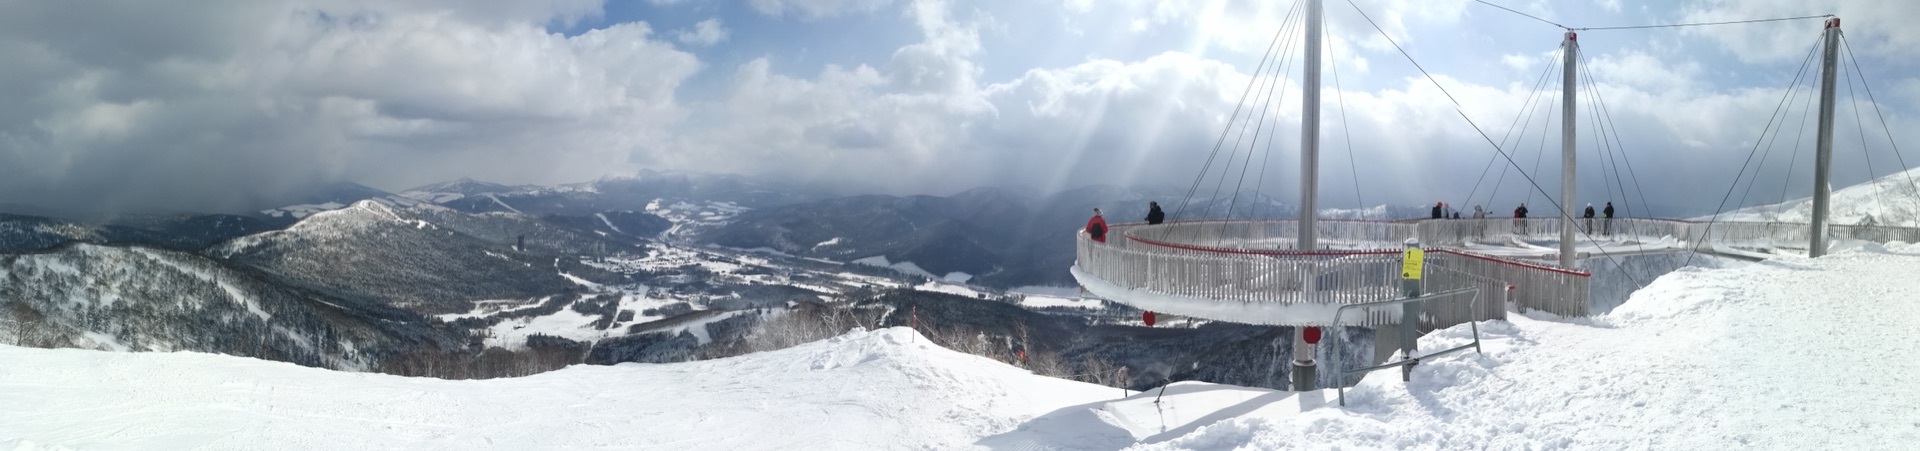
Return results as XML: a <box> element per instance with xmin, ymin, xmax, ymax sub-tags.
<box><xmin>0</xmin><ymin>0</ymin><xmax>692</xmax><ymax>214</ymax></box>
<box><xmin>3</xmin><ymin>0</ymin><xmax>1917</xmax><ymax>218</ymax></box>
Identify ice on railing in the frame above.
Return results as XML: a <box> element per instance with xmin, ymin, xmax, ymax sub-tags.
<box><xmin>1080</xmin><ymin>218</ymin><xmax>1920</xmax><ymax>323</ymax></box>
<box><xmin>1070</xmin><ymin>265</ymin><xmax>1409</xmax><ymax>326</ymax></box>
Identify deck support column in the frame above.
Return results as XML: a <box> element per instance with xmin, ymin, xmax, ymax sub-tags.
<box><xmin>1559</xmin><ymin>31</ymin><xmax>1578</xmax><ymax>269</ymax></box>
<box><xmin>1291</xmin><ymin>0</ymin><xmax>1324</xmax><ymax>392</ymax></box>
<box><xmin>1810</xmin><ymin>18</ymin><xmax>1841</xmax><ymax>257</ymax></box>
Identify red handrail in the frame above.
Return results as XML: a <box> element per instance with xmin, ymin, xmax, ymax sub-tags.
<box><xmin>1117</xmin><ymin>222</ymin><xmax>1591</xmax><ymax>276</ymax></box>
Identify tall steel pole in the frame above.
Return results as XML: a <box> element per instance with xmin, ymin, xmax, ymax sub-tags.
<box><xmin>1810</xmin><ymin>18</ymin><xmax>1841</xmax><ymax>257</ymax></box>
<box><xmin>1559</xmin><ymin>31</ymin><xmax>1579</xmax><ymax>269</ymax></box>
<box><xmin>1291</xmin><ymin>0</ymin><xmax>1323</xmax><ymax>392</ymax></box>
<box><xmin>1299</xmin><ymin>0</ymin><xmax>1322</xmax><ymax>254</ymax></box>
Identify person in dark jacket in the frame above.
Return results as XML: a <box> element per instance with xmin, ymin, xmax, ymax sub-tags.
<box><xmin>1432</xmin><ymin>201</ymin><xmax>1445</xmax><ymax>219</ymax></box>
<box><xmin>1085</xmin><ymin>208</ymin><xmax>1109</xmax><ymax>243</ymax></box>
<box><xmin>1603</xmin><ymin>201</ymin><xmax>1616</xmax><ymax>235</ymax></box>
<box><xmin>1145</xmin><ymin>201</ymin><xmax>1165</xmax><ymax>225</ymax></box>
<box><xmin>1514</xmin><ymin>203</ymin><xmax>1529</xmax><ymax>231</ymax></box>
<box><xmin>1583</xmin><ymin>203</ymin><xmax>1596</xmax><ymax>234</ymax></box>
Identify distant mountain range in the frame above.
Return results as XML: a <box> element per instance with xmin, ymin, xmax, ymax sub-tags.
<box><xmin>0</xmin><ymin>169</ymin><xmax>1472</xmax><ymax>379</ymax></box>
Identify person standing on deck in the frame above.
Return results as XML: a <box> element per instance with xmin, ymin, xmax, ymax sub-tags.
<box><xmin>1432</xmin><ymin>201</ymin><xmax>1445</xmax><ymax>220</ymax></box>
<box><xmin>1514</xmin><ymin>203</ymin><xmax>1529</xmax><ymax>232</ymax></box>
<box><xmin>1085</xmin><ymin>209</ymin><xmax>1109</xmax><ymax>243</ymax></box>
<box><xmin>1603</xmin><ymin>201</ymin><xmax>1616</xmax><ymax>236</ymax></box>
<box><xmin>1583</xmin><ymin>203</ymin><xmax>1596</xmax><ymax>234</ymax></box>
<box><xmin>1145</xmin><ymin>202</ymin><xmax>1165</xmax><ymax>225</ymax></box>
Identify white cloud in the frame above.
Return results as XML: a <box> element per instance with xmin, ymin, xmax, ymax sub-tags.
<box><xmin>0</xmin><ymin>0</ymin><xmax>701</xmax><ymax>212</ymax></box>
<box><xmin>1501</xmin><ymin>53</ymin><xmax>1537</xmax><ymax>72</ymax></box>
<box><xmin>750</xmin><ymin>0</ymin><xmax>896</xmax><ymax>20</ymax></box>
<box><xmin>1585</xmin><ymin>50</ymin><xmax>1702</xmax><ymax>93</ymax></box>
<box><xmin>676</xmin><ymin>18</ymin><xmax>730</xmax><ymax>46</ymax></box>
<box><xmin>5</xmin><ymin>0</ymin><xmax>1917</xmax><ymax>217</ymax></box>
<box><xmin>1680</xmin><ymin>0</ymin><xmax>1920</xmax><ymax>64</ymax></box>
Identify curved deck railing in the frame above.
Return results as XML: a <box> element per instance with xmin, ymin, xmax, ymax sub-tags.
<box><xmin>1073</xmin><ymin>217</ymin><xmax>1920</xmax><ymax>326</ymax></box>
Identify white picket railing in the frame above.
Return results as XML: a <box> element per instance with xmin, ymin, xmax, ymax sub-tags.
<box><xmin>1075</xmin><ymin>217</ymin><xmax>1920</xmax><ymax>325</ymax></box>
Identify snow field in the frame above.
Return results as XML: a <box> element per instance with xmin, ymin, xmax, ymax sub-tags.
<box><xmin>1134</xmin><ymin>243</ymin><xmax>1920</xmax><ymax>449</ymax></box>
<box><xmin>6</xmin><ymin>244</ymin><xmax>1920</xmax><ymax>449</ymax></box>
<box><xmin>0</xmin><ymin>328</ymin><xmax>1116</xmax><ymax>450</ymax></box>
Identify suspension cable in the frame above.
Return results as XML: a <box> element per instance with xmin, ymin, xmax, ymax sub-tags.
<box><xmin>1577</xmin><ymin>15</ymin><xmax>1834</xmax><ymax>31</ymax></box>
<box><xmin>1524</xmin><ymin>74</ymin><xmax>1559</xmax><ymax>208</ymax></box>
<box><xmin>1841</xmin><ymin>32</ymin><xmax>1920</xmax><ymax>225</ymax></box>
<box><xmin>1172</xmin><ymin>0</ymin><xmax>1299</xmax><ymax>223</ymax></box>
<box><xmin>1472</xmin><ymin>0</ymin><xmax>1569</xmax><ymax>30</ymax></box>
<box><xmin>1575</xmin><ymin>66</ymin><xmax>1618</xmax><ymax>216</ymax></box>
<box><xmin>1343</xmin><ymin>0</ymin><xmax>1639</xmax><ymax>284</ymax></box>
<box><xmin>1472</xmin><ymin>0</ymin><xmax>1829</xmax><ymax>32</ymax></box>
<box><xmin>1773</xmin><ymin>63</ymin><xmax>1821</xmax><ymax>214</ymax></box>
<box><xmin>1841</xmin><ymin>44</ymin><xmax>1890</xmax><ymax>222</ymax></box>
<box><xmin>1579</xmin><ymin>59</ymin><xmax>1658</xmax><ymax>229</ymax></box>
<box><xmin>1736</xmin><ymin>52</ymin><xmax>1819</xmax><ymax>219</ymax></box>
<box><xmin>1682</xmin><ymin>34</ymin><xmax>1824</xmax><ymax>269</ymax></box>
<box><xmin>1735</xmin><ymin>42</ymin><xmax>1820</xmax><ymax>219</ymax></box>
<box><xmin>1484</xmin><ymin>64</ymin><xmax>1562</xmax><ymax>216</ymax></box>
<box><xmin>1328</xmin><ymin>36</ymin><xmax>1367</xmax><ymax>219</ymax></box>
<box><xmin>1463</xmin><ymin>46</ymin><xmax>1562</xmax><ymax>217</ymax></box>
<box><xmin>1576</xmin><ymin>57</ymin><xmax>1654</xmax><ymax>257</ymax></box>
<box><xmin>1583</xmin><ymin>90</ymin><xmax>1612</xmax><ymax>216</ymax></box>
<box><xmin>1217</xmin><ymin>3</ymin><xmax>1305</xmax><ymax>222</ymax></box>
<box><xmin>1242</xmin><ymin>15</ymin><xmax>1308</xmax><ymax>220</ymax></box>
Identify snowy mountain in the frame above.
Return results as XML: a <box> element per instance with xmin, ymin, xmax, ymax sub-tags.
<box><xmin>1715</xmin><ymin>166</ymin><xmax>1920</xmax><ymax>226</ymax></box>
<box><xmin>398</xmin><ymin>177</ymin><xmax>522</xmax><ymax>204</ymax></box>
<box><xmin>254</xmin><ymin>181</ymin><xmax>415</xmax><ymax>222</ymax></box>
<box><xmin>0</xmin><ymin>243</ymin><xmax>454</xmax><ymax>371</ymax></box>
<box><xmin>213</xmin><ymin>200</ymin><xmax>629</xmax><ymax>314</ymax></box>
<box><xmin>0</xmin><ymin>212</ymin><xmax>275</xmax><ymax>253</ymax></box>
<box><xmin>6</xmin><ymin>244</ymin><xmax>1916</xmax><ymax>448</ymax></box>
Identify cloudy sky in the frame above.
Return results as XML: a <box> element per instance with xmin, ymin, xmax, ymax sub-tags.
<box><xmin>2</xmin><ymin>0</ymin><xmax>1917</xmax><ymax>215</ymax></box>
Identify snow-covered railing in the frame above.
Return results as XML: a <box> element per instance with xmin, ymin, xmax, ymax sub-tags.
<box><xmin>1329</xmin><ymin>287</ymin><xmax>1485</xmax><ymax>406</ymax></box>
<box><xmin>1702</xmin><ymin>221</ymin><xmax>1920</xmax><ymax>250</ymax></box>
<box><xmin>1124</xmin><ymin>219</ymin><xmax>1416</xmax><ymax>251</ymax></box>
<box><xmin>1833</xmin><ymin>223</ymin><xmax>1920</xmax><ymax>243</ymax></box>
<box><xmin>1414</xmin><ymin>217</ymin><xmax>1699</xmax><ymax>248</ymax></box>
<box><xmin>1074</xmin><ymin>221</ymin><xmax>1588</xmax><ymax>325</ymax></box>
<box><xmin>1693</xmin><ymin>221</ymin><xmax>1808</xmax><ymax>250</ymax></box>
<box><xmin>1074</xmin><ymin>217</ymin><xmax>1920</xmax><ymax>325</ymax></box>
<box><xmin>1428</xmin><ymin>250</ymin><xmax>1588</xmax><ymax>317</ymax></box>
<box><xmin>1075</xmin><ymin>227</ymin><xmax>1406</xmax><ymax>324</ymax></box>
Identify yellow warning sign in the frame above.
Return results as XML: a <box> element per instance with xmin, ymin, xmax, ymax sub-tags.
<box><xmin>1400</xmin><ymin>248</ymin><xmax>1424</xmax><ymax>279</ymax></box>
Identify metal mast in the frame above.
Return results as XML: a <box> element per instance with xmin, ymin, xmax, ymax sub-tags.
<box><xmin>1810</xmin><ymin>18</ymin><xmax>1841</xmax><ymax>257</ymax></box>
<box><xmin>1559</xmin><ymin>31</ymin><xmax>1579</xmax><ymax>269</ymax></box>
<box><xmin>1299</xmin><ymin>0</ymin><xmax>1323</xmax><ymax>254</ymax></box>
<box><xmin>1292</xmin><ymin>0</ymin><xmax>1324</xmax><ymax>391</ymax></box>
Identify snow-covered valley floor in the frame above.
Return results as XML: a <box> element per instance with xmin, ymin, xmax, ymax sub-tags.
<box><xmin>5</xmin><ymin>245</ymin><xmax>1920</xmax><ymax>449</ymax></box>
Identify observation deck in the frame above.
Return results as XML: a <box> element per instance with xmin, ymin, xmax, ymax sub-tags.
<box><xmin>1071</xmin><ymin>217</ymin><xmax>1920</xmax><ymax>328</ymax></box>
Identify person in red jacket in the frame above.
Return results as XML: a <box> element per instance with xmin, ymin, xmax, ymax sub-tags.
<box><xmin>1085</xmin><ymin>208</ymin><xmax>1109</xmax><ymax>243</ymax></box>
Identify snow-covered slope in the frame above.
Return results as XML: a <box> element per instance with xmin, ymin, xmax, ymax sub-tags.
<box><xmin>10</xmin><ymin>242</ymin><xmax>1920</xmax><ymax>448</ymax></box>
<box><xmin>1717</xmin><ymin>166</ymin><xmax>1920</xmax><ymax>226</ymax></box>
<box><xmin>1133</xmin><ymin>243</ymin><xmax>1920</xmax><ymax>449</ymax></box>
<box><xmin>0</xmin><ymin>243</ymin><xmax>447</xmax><ymax>371</ymax></box>
<box><xmin>0</xmin><ymin>328</ymin><xmax>1116</xmax><ymax>449</ymax></box>
<box><xmin>214</xmin><ymin>200</ymin><xmax>594</xmax><ymax>313</ymax></box>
